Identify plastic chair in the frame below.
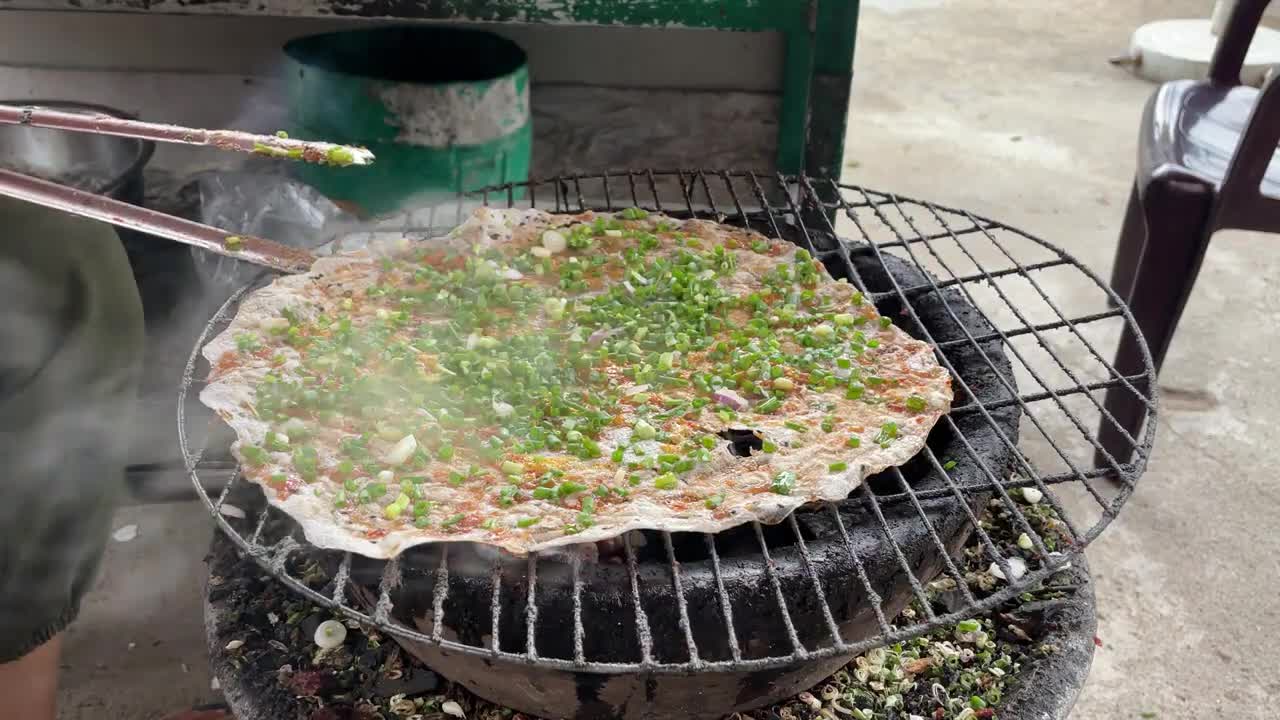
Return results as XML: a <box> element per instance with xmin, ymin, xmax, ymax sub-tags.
<box><xmin>1101</xmin><ymin>0</ymin><xmax>1280</xmax><ymax>468</ymax></box>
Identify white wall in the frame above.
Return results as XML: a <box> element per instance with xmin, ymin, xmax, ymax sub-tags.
<box><xmin>0</xmin><ymin>11</ymin><xmax>782</xmax><ymax>89</ymax></box>
<box><xmin>0</xmin><ymin>10</ymin><xmax>785</xmax><ymax>173</ymax></box>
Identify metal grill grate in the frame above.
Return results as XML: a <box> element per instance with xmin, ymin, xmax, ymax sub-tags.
<box><xmin>180</xmin><ymin>171</ymin><xmax>1155</xmax><ymax>675</ymax></box>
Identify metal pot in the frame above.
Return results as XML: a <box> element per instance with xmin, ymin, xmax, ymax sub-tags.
<box><xmin>0</xmin><ymin>100</ymin><xmax>175</xmax><ymax>301</ymax></box>
<box><xmin>0</xmin><ymin>100</ymin><xmax>205</xmax><ymax>335</ymax></box>
<box><xmin>0</xmin><ymin>99</ymin><xmax>153</xmax><ymax>211</ymax></box>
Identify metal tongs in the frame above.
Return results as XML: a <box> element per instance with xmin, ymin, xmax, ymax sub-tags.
<box><xmin>0</xmin><ymin>103</ymin><xmax>374</xmax><ymax>274</ymax></box>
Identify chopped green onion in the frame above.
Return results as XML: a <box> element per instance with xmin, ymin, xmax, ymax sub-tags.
<box><xmin>705</xmin><ymin>494</ymin><xmax>724</xmax><ymax>509</ymax></box>
<box><xmin>876</xmin><ymin>422</ymin><xmax>899</xmax><ymax>444</ymax></box>
<box><xmin>517</xmin><ymin>517</ymin><xmax>541</xmax><ymax>528</ymax></box>
<box><xmin>943</xmin><ymin>460</ymin><xmax>958</xmax><ymax>471</ymax></box>
<box><xmin>611</xmin><ymin>447</ymin><xmax>625</xmax><ymax>463</ymax></box>
<box><xmin>498</xmin><ymin>485</ymin><xmax>520</xmax><ymax>507</ymax></box>
<box><xmin>757</xmin><ymin>397</ymin><xmax>782</xmax><ymax>414</ymax></box>
<box><xmin>240</xmin><ymin>445</ymin><xmax>268</xmax><ymax>466</ymax></box>
<box><xmin>654</xmin><ymin>473</ymin><xmax>678</xmax><ymax>490</ymax></box>
<box><xmin>762</xmin><ymin>440</ymin><xmax>778</xmax><ymax>453</ymax></box>
<box><xmin>770</xmin><ymin>471</ymin><xmax>795</xmax><ymax>495</ymax></box>
<box><xmin>441</xmin><ymin>513</ymin><xmax>465</xmax><ymax>527</ymax></box>
<box><xmin>906</xmin><ymin>395</ymin><xmax>927</xmax><ymax>412</ymax></box>
<box><xmin>501</xmin><ymin>460</ymin><xmax>525</xmax><ymax>476</ymax></box>
<box><xmin>828</xmin><ymin>461</ymin><xmax>848</xmax><ymax>472</ymax></box>
<box><xmin>557</xmin><ymin>481</ymin><xmax>588</xmax><ymax>498</ymax></box>
<box><xmin>847</xmin><ymin>437</ymin><xmax>862</xmax><ymax>448</ymax></box>
<box><xmin>879</xmin><ymin>316</ymin><xmax>893</xmax><ymax>329</ymax></box>
<box><xmin>632</xmin><ymin>419</ymin><xmax>657</xmax><ymax>441</ymax></box>
<box><xmin>620</xmin><ymin>207</ymin><xmax>649</xmax><ymax>220</ymax></box>
<box><xmin>784</xmin><ymin>421</ymin><xmax>808</xmax><ymax>433</ymax></box>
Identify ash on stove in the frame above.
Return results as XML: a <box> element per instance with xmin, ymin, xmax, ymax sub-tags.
<box><xmin>205</xmin><ymin>486</ymin><xmax>1097</xmax><ymax>720</ymax></box>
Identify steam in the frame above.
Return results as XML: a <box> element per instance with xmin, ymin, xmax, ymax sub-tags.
<box><xmin>163</xmin><ymin>62</ymin><xmax>588</xmax><ymax>588</ymax></box>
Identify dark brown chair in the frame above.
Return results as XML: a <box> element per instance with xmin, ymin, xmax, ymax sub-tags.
<box><xmin>1102</xmin><ymin>0</ymin><xmax>1280</xmax><ymax>468</ymax></box>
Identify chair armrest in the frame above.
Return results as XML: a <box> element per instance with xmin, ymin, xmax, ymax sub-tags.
<box><xmin>1210</xmin><ymin>0</ymin><xmax>1273</xmax><ymax>85</ymax></box>
<box><xmin>1215</xmin><ymin>70</ymin><xmax>1280</xmax><ymax>231</ymax></box>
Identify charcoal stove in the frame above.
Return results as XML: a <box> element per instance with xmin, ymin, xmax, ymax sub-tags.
<box><xmin>181</xmin><ymin>171</ymin><xmax>1156</xmax><ymax>720</ymax></box>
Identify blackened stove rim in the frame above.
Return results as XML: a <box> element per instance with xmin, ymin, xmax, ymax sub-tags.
<box><xmin>179</xmin><ymin>170</ymin><xmax>1156</xmax><ymax>676</ymax></box>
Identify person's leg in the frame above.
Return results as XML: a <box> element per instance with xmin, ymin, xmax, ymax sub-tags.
<box><xmin>0</xmin><ymin>197</ymin><xmax>145</xmax><ymax>716</ymax></box>
<box><xmin>0</xmin><ymin>634</ymin><xmax>61</xmax><ymax>720</ymax></box>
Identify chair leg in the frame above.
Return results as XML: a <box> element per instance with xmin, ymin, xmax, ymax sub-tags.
<box><xmin>1107</xmin><ymin>180</ymin><xmax>1146</xmax><ymax>306</ymax></box>
<box><xmin>1096</xmin><ymin>180</ymin><xmax>1216</xmax><ymax>473</ymax></box>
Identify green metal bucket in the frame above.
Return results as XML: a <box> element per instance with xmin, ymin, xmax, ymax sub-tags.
<box><xmin>283</xmin><ymin>27</ymin><xmax>531</xmax><ymax>217</ymax></box>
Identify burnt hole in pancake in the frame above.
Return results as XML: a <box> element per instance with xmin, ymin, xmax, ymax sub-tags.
<box><xmin>719</xmin><ymin>428</ymin><xmax>763</xmax><ymax>457</ymax></box>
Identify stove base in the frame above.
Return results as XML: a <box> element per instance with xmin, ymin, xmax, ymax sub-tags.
<box><xmin>395</xmin><ymin>640</ymin><xmax>853</xmax><ymax>720</ymax></box>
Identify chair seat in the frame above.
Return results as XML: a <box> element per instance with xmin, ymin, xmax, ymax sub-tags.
<box><xmin>1141</xmin><ymin>79</ymin><xmax>1280</xmax><ymax>197</ymax></box>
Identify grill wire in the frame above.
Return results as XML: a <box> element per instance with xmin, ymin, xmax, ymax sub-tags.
<box><xmin>180</xmin><ymin>170</ymin><xmax>1156</xmax><ymax>674</ymax></box>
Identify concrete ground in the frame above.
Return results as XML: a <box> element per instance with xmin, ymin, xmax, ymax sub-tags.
<box><xmin>851</xmin><ymin>1</ymin><xmax>1276</xmax><ymax>718</ymax></box>
<box><xmin>57</xmin><ymin>1</ymin><xmax>1276</xmax><ymax>718</ymax></box>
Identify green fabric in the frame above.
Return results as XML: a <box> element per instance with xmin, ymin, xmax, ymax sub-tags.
<box><xmin>0</xmin><ymin>196</ymin><xmax>144</xmax><ymax>662</ymax></box>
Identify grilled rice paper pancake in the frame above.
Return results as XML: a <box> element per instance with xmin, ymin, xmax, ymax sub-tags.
<box><xmin>200</xmin><ymin>208</ymin><xmax>952</xmax><ymax>557</ymax></box>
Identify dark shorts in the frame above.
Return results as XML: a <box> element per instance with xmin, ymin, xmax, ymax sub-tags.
<box><xmin>0</xmin><ymin>197</ymin><xmax>144</xmax><ymax>663</ymax></box>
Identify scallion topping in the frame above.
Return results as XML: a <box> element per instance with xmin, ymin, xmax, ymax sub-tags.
<box><xmin>654</xmin><ymin>473</ymin><xmax>678</xmax><ymax>490</ymax></box>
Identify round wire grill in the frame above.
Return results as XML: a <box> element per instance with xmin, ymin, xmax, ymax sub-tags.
<box><xmin>180</xmin><ymin>170</ymin><xmax>1156</xmax><ymax>674</ymax></box>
